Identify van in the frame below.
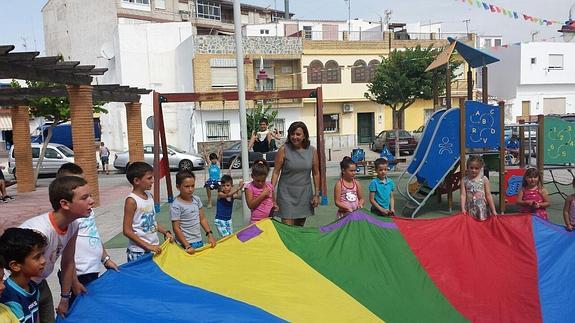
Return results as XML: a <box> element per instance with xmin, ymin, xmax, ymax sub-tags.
<box><xmin>8</xmin><ymin>143</ymin><xmax>75</xmax><ymax>179</ymax></box>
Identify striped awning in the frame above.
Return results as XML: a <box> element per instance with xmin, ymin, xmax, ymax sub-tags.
<box><xmin>0</xmin><ymin>114</ymin><xmax>12</xmax><ymax>130</ymax></box>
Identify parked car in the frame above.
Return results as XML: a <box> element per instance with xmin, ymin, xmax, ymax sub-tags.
<box><xmin>113</xmin><ymin>144</ymin><xmax>205</xmax><ymax>172</ymax></box>
<box><xmin>371</xmin><ymin>129</ymin><xmax>418</xmax><ymax>155</ymax></box>
<box><xmin>221</xmin><ymin>142</ymin><xmax>277</xmax><ymax>169</ymax></box>
<box><xmin>412</xmin><ymin>125</ymin><xmax>425</xmax><ymax>142</ymax></box>
<box><xmin>8</xmin><ymin>143</ymin><xmax>76</xmax><ymax>179</ymax></box>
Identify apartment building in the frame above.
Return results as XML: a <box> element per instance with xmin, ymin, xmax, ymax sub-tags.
<box><xmin>489</xmin><ymin>42</ymin><xmax>575</xmax><ymax>122</ymax></box>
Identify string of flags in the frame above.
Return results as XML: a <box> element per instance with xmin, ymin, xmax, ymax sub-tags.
<box><xmin>457</xmin><ymin>0</ymin><xmax>563</xmax><ymax>27</ymax></box>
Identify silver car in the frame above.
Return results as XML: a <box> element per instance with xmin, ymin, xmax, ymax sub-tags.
<box><xmin>8</xmin><ymin>143</ymin><xmax>76</xmax><ymax>179</ymax></box>
<box><xmin>113</xmin><ymin>144</ymin><xmax>205</xmax><ymax>172</ymax></box>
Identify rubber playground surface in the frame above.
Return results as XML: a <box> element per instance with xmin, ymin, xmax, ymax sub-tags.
<box><xmin>104</xmin><ymin>172</ymin><xmax>572</xmax><ymax>249</ymax></box>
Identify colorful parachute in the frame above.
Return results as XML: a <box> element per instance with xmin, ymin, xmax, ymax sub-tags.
<box><xmin>61</xmin><ymin>212</ymin><xmax>575</xmax><ymax>322</ymax></box>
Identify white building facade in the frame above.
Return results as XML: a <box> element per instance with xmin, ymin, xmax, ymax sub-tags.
<box><xmin>489</xmin><ymin>42</ymin><xmax>575</xmax><ymax>122</ymax></box>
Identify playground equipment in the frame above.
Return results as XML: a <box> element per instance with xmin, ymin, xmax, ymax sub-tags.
<box><xmin>397</xmin><ymin>37</ymin><xmax>506</xmax><ymax>217</ymax></box>
<box><xmin>149</xmin><ymin>89</ymin><xmax>329</xmax><ymax>216</ymax></box>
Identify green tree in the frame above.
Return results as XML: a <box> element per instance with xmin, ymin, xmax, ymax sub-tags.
<box><xmin>11</xmin><ymin>80</ymin><xmax>107</xmax><ymax>184</ymax></box>
<box><xmin>365</xmin><ymin>45</ymin><xmax>462</xmax><ymax>129</ymax></box>
<box><xmin>246</xmin><ymin>102</ymin><xmax>278</xmax><ymax>136</ymax></box>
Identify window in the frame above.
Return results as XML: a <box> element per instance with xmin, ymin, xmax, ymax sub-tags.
<box><xmin>260</xmin><ymin>29</ymin><xmax>270</xmax><ymax>35</ymax></box>
<box><xmin>307</xmin><ymin>60</ymin><xmax>323</xmax><ymax>84</ymax></box>
<box><xmin>272</xmin><ymin>118</ymin><xmax>285</xmax><ymax>136</ymax></box>
<box><xmin>548</xmin><ymin>54</ymin><xmax>564</xmax><ymax>70</ymax></box>
<box><xmin>57</xmin><ymin>145</ymin><xmax>74</xmax><ymax>157</ymax></box>
<box><xmin>351</xmin><ymin>60</ymin><xmax>367</xmax><ymax>83</ymax></box>
<box><xmin>530</xmin><ymin>57</ymin><xmax>537</xmax><ymax>64</ymax></box>
<box><xmin>154</xmin><ymin>0</ymin><xmax>165</xmax><ymax>9</ymax></box>
<box><xmin>368</xmin><ymin>60</ymin><xmax>380</xmax><ymax>82</ymax></box>
<box><xmin>303</xmin><ymin>26</ymin><xmax>312</xmax><ymax>40</ymax></box>
<box><xmin>45</xmin><ymin>148</ymin><xmax>61</xmax><ymax>159</ymax></box>
<box><xmin>197</xmin><ymin>1</ymin><xmax>221</xmax><ymax>20</ymax></box>
<box><xmin>494</xmin><ymin>39</ymin><xmax>502</xmax><ymax>47</ymax></box>
<box><xmin>323</xmin><ymin>114</ymin><xmax>339</xmax><ymax>133</ymax></box>
<box><xmin>206</xmin><ymin>120</ymin><xmax>230</xmax><ymax>141</ymax></box>
<box><xmin>123</xmin><ymin>0</ymin><xmax>149</xmax><ymax>4</ymax></box>
<box><xmin>324</xmin><ymin>60</ymin><xmax>341</xmax><ymax>83</ymax></box>
<box><xmin>144</xmin><ymin>146</ymin><xmax>154</xmax><ymax>154</ymax></box>
<box><xmin>32</xmin><ymin>148</ymin><xmax>40</xmax><ymax>159</ymax></box>
<box><xmin>210</xmin><ymin>58</ymin><xmax>237</xmax><ymax>88</ymax></box>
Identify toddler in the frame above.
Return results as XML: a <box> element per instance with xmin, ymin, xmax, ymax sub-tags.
<box><xmin>215</xmin><ymin>175</ymin><xmax>243</xmax><ymax>237</ymax></box>
<box><xmin>563</xmin><ymin>179</ymin><xmax>575</xmax><ymax>231</ymax></box>
<box><xmin>369</xmin><ymin>158</ymin><xmax>395</xmax><ymax>216</ymax></box>
<box><xmin>334</xmin><ymin>156</ymin><xmax>364</xmax><ymax>218</ymax></box>
<box><xmin>460</xmin><ymin>155</ymin><xmax>497</xmax><ymax>220</ymax></box>
<box><xmin>245</xmin><ymin>160</ymin><xmax>277</xmax><ymax>223</ymax></box>
<box><xmin>517</xmin><ymin>168</ymin><xmax>549</xmax><ymax>220</ymax></box>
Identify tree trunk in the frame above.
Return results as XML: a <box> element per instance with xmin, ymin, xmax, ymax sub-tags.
<box><xmin>34</xmin><ymin>121</ymin><xmax>57</xmax><ymax>185</ymax></box>
<box><xmin>392</xmin><ymin>109</ymin><xmax>400</xmax><ymax>157</ymax></box>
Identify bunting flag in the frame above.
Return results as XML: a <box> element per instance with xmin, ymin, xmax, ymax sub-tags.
<box><xmin>458</xmin><ymin>0</ymin><xmax>563</xmax><ymax>27</ymax></box>
<box><xmin>60</xmin><ymin>212</ymin><xmax>575</xmax><ymax>322</ymax></box>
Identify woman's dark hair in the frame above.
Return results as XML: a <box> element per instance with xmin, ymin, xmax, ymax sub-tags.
<box><xmin>340</xmin><ymin>156</ymin><xmax>356</xmax><ymax>176</ymax></box>
<box><xmin>251</xmin><ymin>159</ymin><xmax>270</xmax><ymax>177</ymax></box>
<box><xmin>522</xmin><ymin>168</ymin><xmax>542</xmax><ymax>188</ymax></box>
<box><xmin>286</xmin><ymin>121</ymin><xmax>310</xmax><ymax>149</ymax></box>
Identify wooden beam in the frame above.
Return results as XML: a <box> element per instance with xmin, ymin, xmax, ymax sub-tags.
<box><xmin>0</xmin><ymin>51</ymin><xmax>40</xmax><ymax>62</ymax></box>
<box><xmin>0</xmin><ymin>45</ymin><xmax>15</xmax><ymax>56</ymax></box>
<box><xmin>31</xmin><ymin>56</ymin><xmax>61</xmax><ymax>66</ymax></box>
<box><xmin>160</xmin><ymin>89</ymin><xmax>317</xmax><ymax>103</ymax></box>
<box><xmin>0</xmin><ymin>62</ymin><xmax>93</xmax><ymax>85</ymax></box>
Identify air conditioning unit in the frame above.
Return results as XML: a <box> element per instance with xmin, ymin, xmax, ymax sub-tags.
<box><xmin>180</xmin><ymin>12</ymin><xmax>190</xmax><ymax>21</ymax></box>
<box><xmin>342</xmin><ymin>103</ymin><xmax>354</xmax><ymax>113</ymax></box>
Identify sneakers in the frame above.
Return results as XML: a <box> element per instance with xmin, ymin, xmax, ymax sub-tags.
<box><xmin>1</xmin><ymin>195</ymin><xmax>14</xmax><ymax>203</ymax></box>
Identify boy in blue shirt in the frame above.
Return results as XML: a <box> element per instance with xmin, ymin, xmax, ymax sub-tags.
<box><xmin>0</xmin><ymin>228</ymin><xmax>47</xmax><ymax>323</ymax></box>
<box><xmin>215</xmin><ymin>175</ymin><xmax>243</xmax><ymax>237</ymax></box>
<box><xmin>369</xmin><ymin>158</ymin><xmax>396</xmax><ymax>216</ymax></box>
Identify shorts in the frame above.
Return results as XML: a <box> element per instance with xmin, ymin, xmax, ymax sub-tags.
<box><xmin>190</xmin><ymin>240</ymin><xmax>204</xmax><ymax>249</ymax></box>
<box><xmin>126</xmin><ymin>249</ymin><xmax>151</xmax><ymax>263</ymax></box>
<box><xmin>214</xmin><ymin>218</ymin><xmax>233</xmax><ymax>237</ymax></box>
<box><xmin>101</xmin><ymin>156</ymin><xmax>109</xmax><ymax>165</ymax></box>
<box><xmin>204</xmin><ymin>179</ymin><xmax>221</xmax><ymax>190</ymax></box>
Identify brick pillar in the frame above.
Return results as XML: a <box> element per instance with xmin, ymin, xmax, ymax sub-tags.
<box><xmin>10</xmin><ymin>106</ymin><xmax>35</xmax><ymax>192</ymax></box>
<box><xmin>125</xmin><ymin>102</ymin><xmax>144</xmax><ymax>163</ymax></box>
<box><xmin>67</xmin><ymin>85</ymin><xmax>100</xmax><ymax>206</ymax></box>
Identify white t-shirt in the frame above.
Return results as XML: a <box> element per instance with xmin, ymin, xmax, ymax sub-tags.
<box><xmin>20</xmin><ymin>212</ymin><xmax>79</xmax><ymax>283</ymax></box>
<box><xmin>127</xmin><ymin>191</ymin><xmax>159</xmax><ymax>253</ymax></box>
<box><xmin>75</xmin><ymin>211</ymin><xmax>104</xmax><ymax>275</ymax></box>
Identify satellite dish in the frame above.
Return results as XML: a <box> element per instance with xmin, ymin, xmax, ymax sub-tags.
<box><xmin>100</xmin><ymin>42</ymin><xmax>115</xmax><ymax>60</ymax></box>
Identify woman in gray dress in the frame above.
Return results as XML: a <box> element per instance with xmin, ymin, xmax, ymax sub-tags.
<box><xmin>271</xmin><ymin>121</ymin><xmax>320</xmax><ymax>226</ymax></box>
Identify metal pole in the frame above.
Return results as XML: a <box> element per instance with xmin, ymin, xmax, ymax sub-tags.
<box><xmin>498</xmin><ymin>101</ymin><xmax>505</xmax><ymax>214</ymax></box>
<box><xmin>284</xmin><ymin>0</ymin><xmax>289</xmax><ymax>19</ymax></box>
<box><xmin>233</xmin><ymin>0</ymin><xmax>251</xmax><ymax>225</ymax></box>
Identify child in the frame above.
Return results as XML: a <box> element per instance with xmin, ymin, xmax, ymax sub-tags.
<box><xmin>204</xmin><ymin>150</ymin><xmax>222</xmax><ymax>209</ymax></box>
<box><xmin>0</xmin><ymin>228</ymin><xmax>46</xmax><ymax>323</ymax></box>
<box><xmin>461</xmin><ymin>155</ymin><xmax>497</xmax><ymax>220</ymax></box>
<box><xmin>123</xmin><ymin>162</ymin><xmax>173</xmax><ymax>263</ymax></box>
<box><xmin>56</xmin><ymin>163</ymin><xmax>118</xmax><ymax>304</ymax></box>
<box><xmin>99</xmin><ymin>142</ymin><xmax>111</xmax><ymax>175</ymax></box>
<box><xmin>334</xmin><ymin>157</ymin><xmax>364</xmax><ymax>218</ymax></box>
<box><xmin>170</xmin><ymin>170</ymin><xmax>217</xmax><ymax>254</ymax></box>
<box><xmin>517</xmin><ymin>168</ymin><xmax>550</xmax><ymax>220</ymax></box>
<box><xmin>0</xmin><ymin>269</ymin><xmax>20</xmax><ymax>323</ymax></box>
<box><xmin>245</xmin><ymin>160</ymin><xmax>276</xmax><ymax>223</ymax></box>
<box><xmin>369</xmin><ymin>158</ymin><xmax>395</xmax><ymax>216</ymax></box>
<box><xmin>19</xmin><ymin>176</ymin><xmax>94</xmax><ymax>321</ymax></box>
<box><xmin>215</xmin><ymin>175</ymin><xmax>243</xmax><ymax>237</ymax></box>
<box><xmin>563</xmin><ymin>179</ymin><xmax>575</xmax><ymax>231</ymax></box>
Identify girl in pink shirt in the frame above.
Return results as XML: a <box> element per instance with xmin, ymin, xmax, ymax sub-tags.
<box><xmin>517</xmin><ymin>168</ymin><xmax>550</xmax><ymax>220</ymax></box>
<box><xmin>334</xmin><ymin>157</ymin><xmax>364</xmax><ymax>219</ymax></box>
<box><xmin>245</xmin><ymin>160</ymin><xmax>277</xmax><ymax>223</ymax></box>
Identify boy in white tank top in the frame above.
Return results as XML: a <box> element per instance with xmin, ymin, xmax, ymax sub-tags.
<box><xmin>123</xmin><ymin>162</ymin><xmax>173</xmax><ymax>262</ymax></box>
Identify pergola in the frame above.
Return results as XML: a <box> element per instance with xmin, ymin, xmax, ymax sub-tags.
<box><xmin>0</xmin><ymin>45</ymin><xmax>150</xmax><ymax>205</ymax></box>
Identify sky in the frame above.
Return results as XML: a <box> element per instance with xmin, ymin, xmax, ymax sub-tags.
<box><xmin>0</xmin><ymin>0</ymin><xmax>572</xmax><ymax>54</ymax></box>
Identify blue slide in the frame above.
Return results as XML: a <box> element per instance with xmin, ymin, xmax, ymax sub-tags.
<box><xmin>398</xmin><ymin>108</ymin><xmax>461</xmax><ymax>217</ymax></box>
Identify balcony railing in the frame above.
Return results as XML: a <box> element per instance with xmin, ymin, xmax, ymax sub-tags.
<box><xmin>301</xmin><ymin>30</ymin><xmax>472</xmax><ymax>42</ymax></box>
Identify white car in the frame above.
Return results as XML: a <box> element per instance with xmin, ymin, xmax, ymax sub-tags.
<box><xmin>8</xmin><ymin>143</ymin><xmax>75</xmax><ymax>178</ymax></box>
<box><xmin>113</xmin><ymin>144</ymin><xmax>205</xmax><ymax>172</ymax></box>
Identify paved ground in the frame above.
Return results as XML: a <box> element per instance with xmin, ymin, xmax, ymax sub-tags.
<box><xmin>1</xmin><ymin>145</ymin><xmax>574</xmax><ymax>308</ymax></box>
